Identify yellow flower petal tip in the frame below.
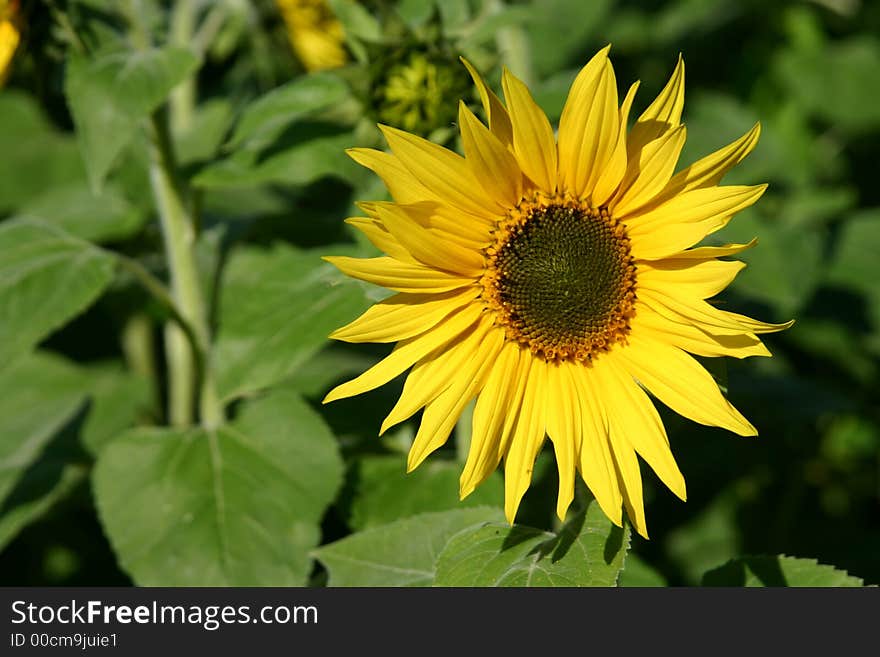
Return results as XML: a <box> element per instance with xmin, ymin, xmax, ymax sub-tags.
<box><xmin>322</xmin><ymin>48</ymin><xmax>791</xmax><ymax>537</ymax></box>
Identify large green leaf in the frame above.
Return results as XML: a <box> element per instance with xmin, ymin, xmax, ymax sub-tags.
<box><xmin>0</xmin><ymin>353</ymin><xmax>86</xmax><ymax>506</ymax></box>
<box><xmin>65</xmin><ymin>46</ymin><xmax>200</xmax><ymax>191</ymax></box>
<box><xmin>0</xmin><ymin>353</ymin><xmax>90</xmax><ymax>551</ymax></box>
<box><xmin>17</xmin><ymin>183</ymin><xmax>146</xmax><ymax>244</ymax></box>
<box><xmin>92</xmin><ymin>390</ymin><xmax>343</xmax><ymax>586</ymax></box>
<box><xmin>193</xmin><ymin>130</ymin><xmax>357</xmax><ymax>189</ymax></box>
<box><xmin>228</xmin><ymin>73</ymin><xmax>350</xmax><ymax>149</ymax></box>
<box><xmin>349</xmin><ymin>456</ymin><xmax>504</xmax><ymax>531</ymax></box>
<box><xmin>433</xmin><ymin>501</ymin><xmax>630</xmax><ymax>587</ymax></box>
<box><xmin>702</xmin><ymin>555</ymin><xmax>865</xmax><ymax>587</ymax></box>
<box><xmin>0</xmin><ymin>220</ymin><xmax>116</xmax><ymax>372</ymax></box>
<box><xmin>0</xmin><ymin>92</ymin><xmax>85</xmax><ymax>213</ymax></box>
<box><xmin>214</xmin><ymin>243</ymin><xmax>373</xmax><ymax>402</ymax></box>
<box><xmin>314</xmin><ymin>507</ymin><xmax>503</xmax><ymax>587</ymax></box>
<box><xmin>78</xmin><ymin>363</ymin><xmax>152</xmax><ymax>456</ymax></box>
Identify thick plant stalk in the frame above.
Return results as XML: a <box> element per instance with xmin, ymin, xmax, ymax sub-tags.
<box><xmin>148</xmin><ymin>112</ymin><xmax>223</xmax><ymax>428</ymax></box>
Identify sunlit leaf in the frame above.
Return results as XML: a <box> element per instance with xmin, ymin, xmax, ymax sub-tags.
<box><xmin>0</xmin><ymin>220</ymin><xmax>116</xmax><ymax>370</ymax></box>
<box><xmin>433</xmin><ymin>500</ymin><xmax>630</xmax><ymax>587</ymax></box>
<box><xmin>93</xmin><ymin>390</ymin><xmax>343</xmax><ymax>586</ymax></box>
<box><xmin>702</xmin><ymin>555</ymin><xmax>865</xmax><ymax>587</ymax></box>
<box><xmin>314</xmin><ymin>507</ymin><xmax>503</xmax><ymax>586</ymax></box>
<box><xmin>214</xmin><ymin>243</ymin><xmax>373</xmax><ymax>402</ymax></box>
<box><xmin>65</xmin><ymin>46</ymin><xmax>200</xmax><ymax>191</ymax></box>
<box><xmin>349</xmin><ymin>456</ymin><xmax>504</xmax><ymax>531</ymax></box>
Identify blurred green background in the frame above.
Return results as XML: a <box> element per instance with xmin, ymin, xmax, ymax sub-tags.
<box><xmin>0</xmin><ymin>0</ymin><xmax>878</xmax><ymax>586</ymax></box>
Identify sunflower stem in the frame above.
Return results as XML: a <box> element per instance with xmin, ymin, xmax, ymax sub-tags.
<box><xmin>147</xmin><ymin>111</ymin><xmax>224</xmax><ymax>429</ymax></box>
<box><xmin>169</xmin><ymin>0</ymin><xmax>197</xmax><ymax>133</ymax></box>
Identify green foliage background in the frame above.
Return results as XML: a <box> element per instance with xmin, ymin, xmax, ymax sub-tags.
<box><xmin>0</xmin><ymin>0</ymin><xmax>878</xmax><ymax>587</ymax></box>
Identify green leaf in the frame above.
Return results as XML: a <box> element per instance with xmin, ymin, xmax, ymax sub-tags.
<box><xmin>314</xmin><ymin>507</ymin><xmax>503</xmax><ymax>587</ymax></box>
<box><xmin>16</xmin><ymin>183</ymin><xmax>146</xmax><ymax>244</ymax></box>
<box><xmin>92</xmin><ymin>390</ymin><xmax>343</xmax><ymax>586</ymax></box>
<box><xmin>328</xmin><ymin>0</ymin><xmax>382</xmax><ymax>42</ymax></box>
<box><xmin>0</xmin><ymin>220</ymin><xmax>116</xmax><ymax>372</ymax></box>
<box><xmin>349</xmin><ymin>456</ymin><xmax>504</xmax><ymax>531</ymax></box>
<box><xmin>65</xmin><ymin>46</ymin><xmax>200</xmax><ymax>191</ymax></box>
<box><xmin>214</xmin><ymin>243</ymin><xmax>372</xmax><ymax>402</ymax></box>
<box><xmin>702</xmin><ymin>555</ymin><xmax>865</xmax><ymax>587</ymax></box>
<box><xmin>228</xmin><ymin>73</ymin><xmax>350</xmax><ymax>149</ymax></box>
<box><xmin>433</xmin><ymin>500</ymin><xmax>630</xmax><ymax>587</ymax></box>
<box><xmin>618</xmin><ymin>553</ymin><xmax>668</xmax><ymax>587</ymax></box>
<box><xmin>78</xmin><ymin>363</ymin><xmax>152</xmax><ymax>456</ymax></box>
<box><xmin>193</xmin><ymin>129</ymin><xmax>357</xmax><ymax>189</ymax></box>
<box><xmin>0</xmin><ymin>352</ymin><xmax>91</xmax><ymax>550</ymax></box>
<box><xmin>0</xmin><ymin>92</ymin><xmax>86</xmax><ymax>213</ymax></box>
<box><xmin>0</xmin><ymin>353</ymin><xmax>86</xmax><ymax>507</ymax></box>
<box><xmin>0</xmin><ymin>466</ymin><xmax>87</xmax><ymax>552</ymax></box>
<box><xmin>174</xmin><ymin>99</ymin><xmax>235</xmax><ymax>166</ymax></box>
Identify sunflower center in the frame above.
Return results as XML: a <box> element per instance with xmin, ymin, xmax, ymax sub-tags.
<box><xmin>482</xmin><ymin>198</ymin><xmax>637</xmax><ymax>363</ymax></box>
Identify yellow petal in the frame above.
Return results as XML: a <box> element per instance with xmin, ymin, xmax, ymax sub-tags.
<box><xmin>460</xmin><ymin>57</ymin><xmax>513</xmax><ymax>147</ymax></box>
<box><xmin>329</xmin><ymin>287</ymin><xmax>480</xmax><ymax>343</ymax></box>
<box><xmin>344</xmin><ymin>217</ymin><xmax>416</xmax><ymax>263</ymax></box>
<box><xmin>369</xmin><ymin>200</ymin><xmax>493</xmax><ymax>247</ymax></box>
<box><xmin>544</xmin><ymin>361</ymin><xmax>578</xmax><ymax>521</ymax></box>
<box><xmin>346</xmin><ymin>148</ymin><xmax>432</xmax><ymax>204</ymax></box>
<box><xmin>569</xmin><ymin>363</ymin><xmax>623</xmax><ymax>526</ymax></box>
<box><xmin>638</xmin><ymin>258</ymin><xmax>746</xmax><ymax>300</ymax></box>
<box><xmin>379</xmin><ymin>124</ymin><xmax>500</xmax><ymax>219</ymax></box>
<box><xmin>722</xmin><ymin>311</ymin><xmax>795</xmax><ymax>334</ymax></box>
<box><xmin>557</xmin><ymin>46</ymin><xmax>619</xmax><ymax>198</ymax></box>
<box><xmin>626</xmin><ymin>54</ymin><xmax>685</xmax><ymax>154</ymax></box>
<box><xmin>597</xmin><ymin>358</ymin><xmax>687</xmax><ymax>501</ymax></box>
<box><xmin>502</xmin><ymin>68</ymin><xmax>558</xmax><ymax>193</ymax></box>
<box><xmin>381</xmin><ymin>316</ymin><xmax>491</xmax><ymax>434</ymax></box>
<box><xmin>375</xmin><ymin>203</ymin><xmax>485</xmax><ymax>276</ymax></box>
<box><xmin>323</xmin><ymin>255</ymin><xmax>476</xmax><ymax>293</ymax></box>
<box><xmin>639</xmin><ymin>287</ymin><xmax>753</xmax><ymax>336</ymax></box>
<box><xmin>323</xmin><ymin>303</ymin><xmax>483</xmax><ymax>404</ymax></box>
<box><xmin>627</xmin><ymin>184</ymin><xmax>768</xmax><ymax>259</ymax></box>
<box><xmin>613</xmin><ymin>125</ymin><xmax>687</xmax><ymax>217</ymax></box>
<box><xmin>407</xmin><ymin>326</ymin><xmax>505</xmax><ymax>471</ymax></box>
<box><xmin>631</xmin><ymin>306</ymin><xmax>771</xmax><ymax>359</ymax></box>
<box><xmin>615</xmin><ymin>334</ymin><xmax>758</xmax><ymax>436</ymax></box>
<box><xmin>665</xmin><ymin>239</ymin><xmax>757</xmax><ymax>260</ymax></box>
<box><xmin>661</xmin><ymin>123</ymin><xmax>761</xmax><ymax>200</ymax></box>
<box><xmin>593</xmin><ymin>81</ymin><xmax>640</xmax><ymax>207</ymax></box>
<box><xmin>503</xmin><ymin>355</ymin><xmax>547</xmax><ymax>524</ymax></box>
<box><xmin>460</xmin><ymin>342</ymin><xmax>524</xmax><ymax>498</ymax></box>
<box><xmin>458</xmin><ymin>101</ymin><xmax>523</xmax><ymax>207</ymax></box>
<box><xmin>607</xmin><ymin>433</ymin><xmax>648</xmax><ymax>539</ymax></box>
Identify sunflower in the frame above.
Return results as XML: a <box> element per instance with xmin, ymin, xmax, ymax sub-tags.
<box><xmin>323</xmin><ymin>46</ymin><xmax>792</xmax><ymax>537</ymax></box>
<box><xmin>0</xmin><ymin>0</ymin><xmax>20</xmax><ymax>87</ymax></box>
<box><xmin>276</xmin><ymin>0</ymin><xmax>347</xmax><ymax>72</ymax></box>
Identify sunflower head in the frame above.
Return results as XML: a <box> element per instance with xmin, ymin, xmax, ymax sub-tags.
<box><xmin>323</xmin><ymin>46</ymin><xmax>793</xmax><ymax>537</ymax></box>
<box><xmin>0</xmin><ymin>0</ymin><xmax>20</xmax><ymax>87</ymax></box>
<box><xmin>371</xmin><ymin>48</ymin><xmax>472</xmax><ymax>137</ymax></box>
<box><xmin>276</xmin><ymin>0</ymin><xmax>347</xmax><ymax>72</ymax></box>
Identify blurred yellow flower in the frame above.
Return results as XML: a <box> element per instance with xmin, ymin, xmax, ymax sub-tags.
<box><xmin>276</xmin><ymin>0</ymin><xmax>346</xmax><ymax>72</ymax></box>
<box><xmin>323</xmin><ymin>47</ymin><xmax>793</xmax><ymax>537</ymax></box>
<box><xmin>0</xmin><ymin>0</ymin><xmax>20</xmax><ymax>86</ymax></box>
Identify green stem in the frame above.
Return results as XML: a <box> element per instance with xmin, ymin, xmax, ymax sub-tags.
<box><xmin>169</xmin><ymin>0</ymin><xmax>197</xmax><ymax>133</ymax></box>
<box><xmin>147</xmin><ymin>112</ymin><xmax>223</xmax><ymax>428</ymax></box>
